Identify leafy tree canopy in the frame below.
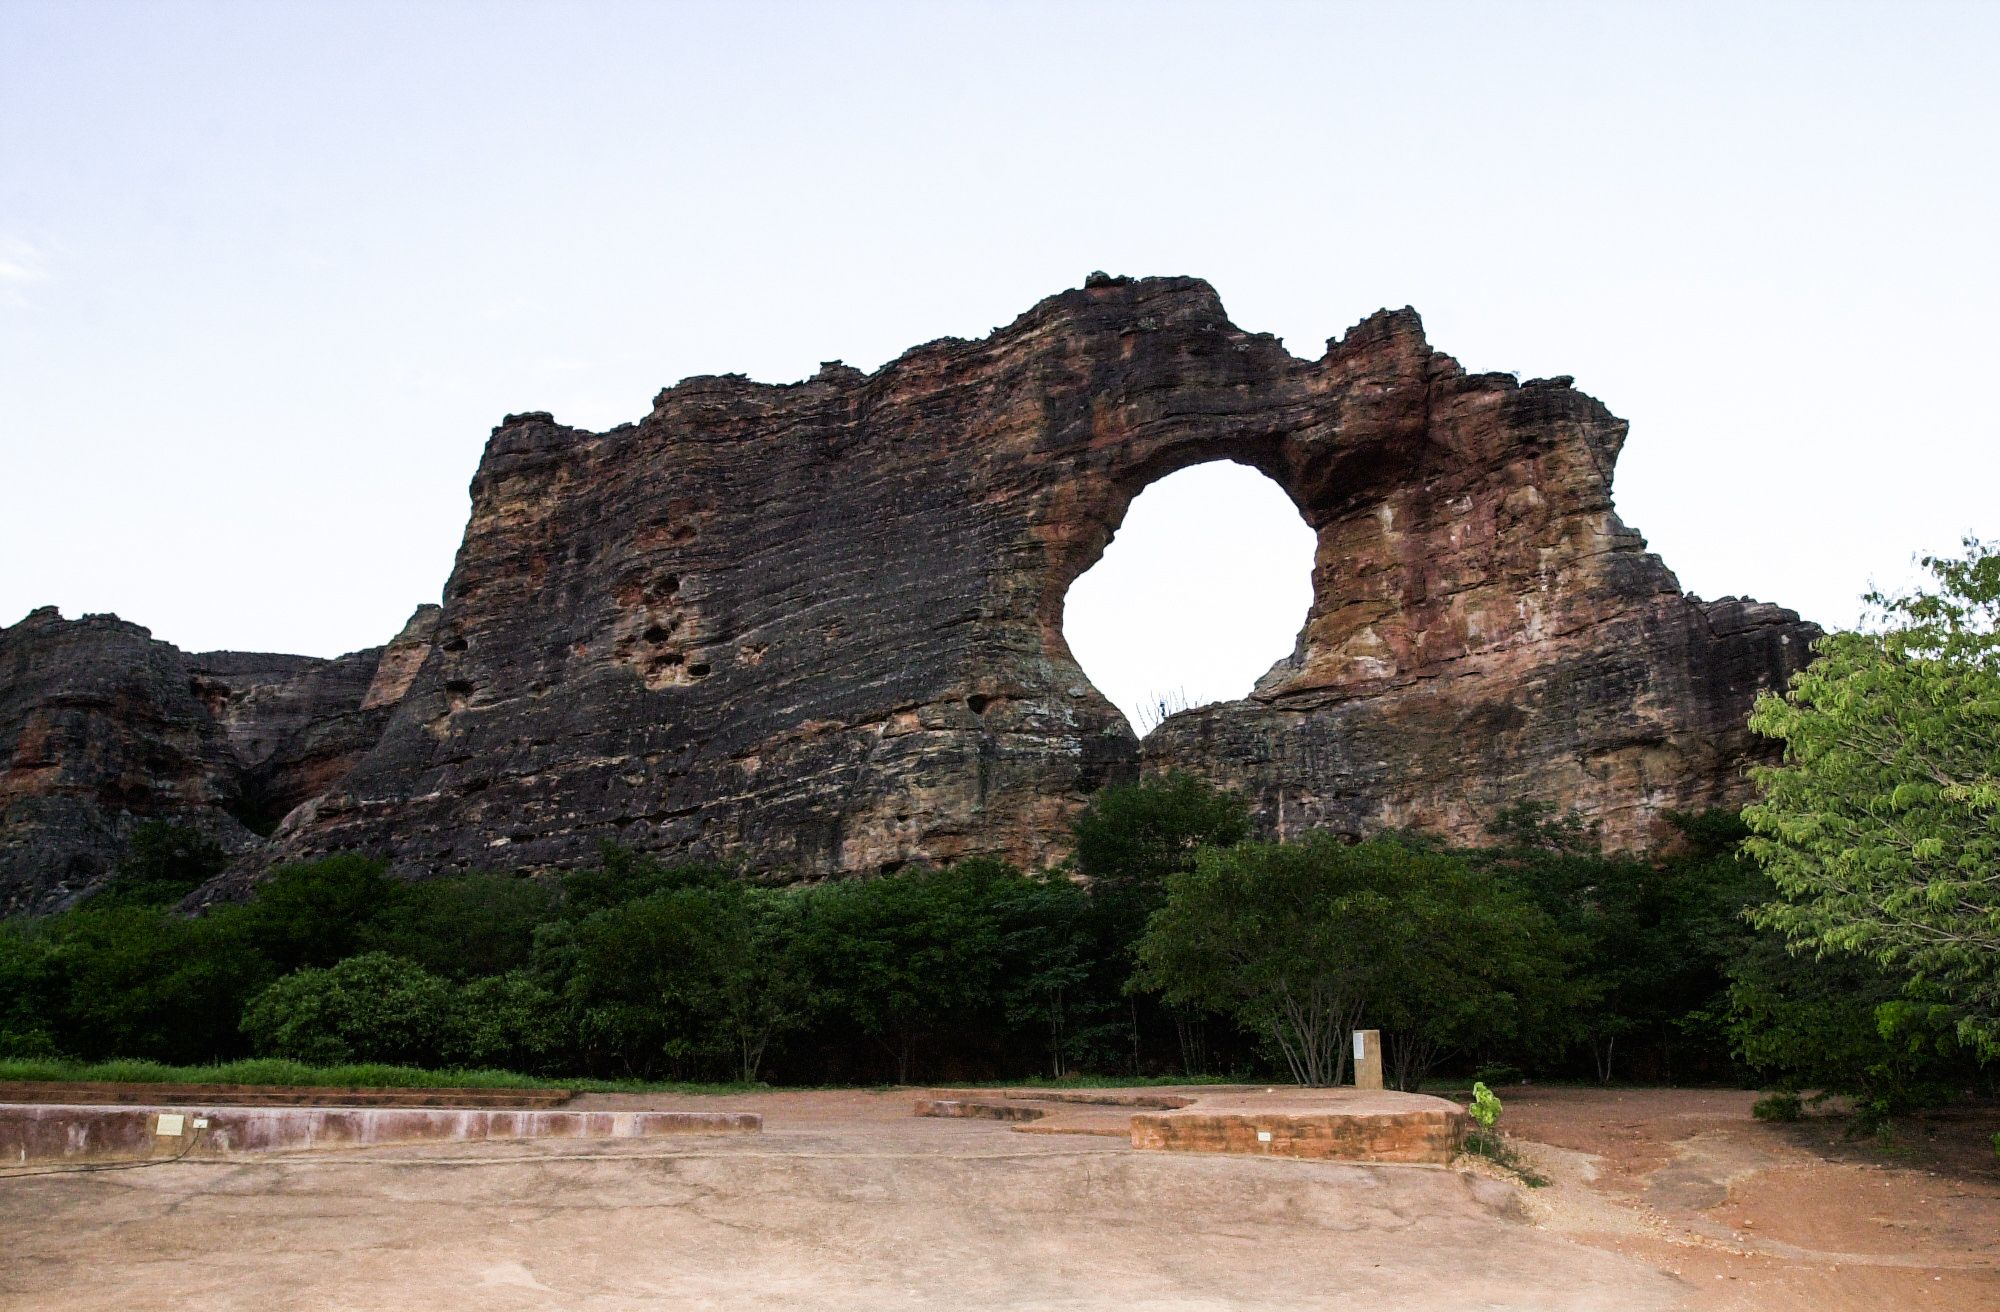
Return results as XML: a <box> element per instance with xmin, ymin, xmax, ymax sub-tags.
<box><xmin>1745</xmin><ymin>539</ymin><xmax>2000</xmax><ymax>1056</ymax></box>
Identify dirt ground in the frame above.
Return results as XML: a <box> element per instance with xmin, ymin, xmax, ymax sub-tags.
<box><xmin>1</xmin><ymin>1085</ymin><xmax>1994</xmax><ymax>1311</ymax></box>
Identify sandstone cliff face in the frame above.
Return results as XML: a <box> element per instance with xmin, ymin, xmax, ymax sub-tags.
<box><xmin>0</xmin><ymin>609</ymin><xmax>254</xmax><ymax>912</ymax></box>
<box><xmin>0</xmin><ymin>606</ymin><xmax>436</xmax><ymax>912</ymax></box>
<box><xmin>188</xmin><ymin>605</ymin><xmax>441</xmax><ymax>829</ymax></box>
<box><xmin>242</xmin><ymin>275</ymin><xmax>1816</xmax><ymax>884</ymax></box>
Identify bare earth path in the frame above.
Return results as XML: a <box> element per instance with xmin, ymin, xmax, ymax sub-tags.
<box><xmin>1</xmin><ymin>1087</ymin><xmax>1994</xmax><ymax>1310</ymax></box>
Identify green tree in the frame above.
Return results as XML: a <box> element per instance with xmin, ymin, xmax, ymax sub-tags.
<box><xmin>89</xmin><ymin>821</ymin><xmax>230</xmax><ymax>908</ymax></box>
<box><xmin>237</xmin><ymin>856</ymin><xmax>405</xmax><ymax>974</ymax></box>
<box><xmin>365</xmin><ymin>872</ymin><xmax>556</xmax><ymax>980</ymax></box>
<box><xmin>792</xmin><ymin>863</ymin><xmax>1009</xmax><ymax>1083</ymax></box>
<box><xmin>1072</xmin><ymin>771</ymin><xmax>1252</xmax><ymax>892</ymax></box>
<box><xmin>38</xmin><ymin>903</ymin><xmax>267</xmax><ymax>1062</ymax></box>
<box><xmin>560</xmin><ymin>882</ymin><xmax>808</xmax><ymax>1081</ymax></box>
<box><xmin>1135</xmin><ymin>835</ymin><xmax>1499</xmax><ymax>1087</ymax></box>
<box><xmin>1721</xmin><ymin>935</ymin><xmax>1985</xmax><ymax>1130</ymax></box>
<box><xmin>448</xmin><ymin>971</ymin><xmax>567</xmax><ymax>1073</ymax></box>
<box><xmin>1745</xmin><ymin>540</ymin><xmax>2000</xmax><ymax>1056</ymax></box>
<box><xmin>988</xmin><ymin>871</ymin><xmax>1095</xmax><ymax>1078</ymax></box>
<box><xmin>1369</xmin><ymin>858</ymin><xmax>1574</xmax><ymax>1092</ymax></box>
<box><xmin>557</xmin><ymin>845</ymin><xmax>733</xmax><ymax>919</ymax></box>
<box><xmin>0</xmin><ymin>919</ymin><xmax>63</xmax><ymax>1057</ymax></box>
<box><xmin>241</xmin><ymin>952</ymin><xmax>457</xmax><ymax>1066</ymax></box>
<box><xmin>1490</xmin><ymin>810</ymin><xmax>1767</xmax><ymax>1083</ymax></box>
<box><xmin>1073</xmin><ymin>773</ymin><xmax>1252</xmax><ymax>1075</ymax></box>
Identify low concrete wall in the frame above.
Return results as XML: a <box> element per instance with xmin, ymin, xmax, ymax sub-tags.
<box><xmin>0</xmin><ymin>1081</ymin><xmax>576</xmax><ymax>1108</ymax></box>
<box><xmin>1129</xmin><ymin>1107</ymin><xmax>1464</xmax><ymax>1165</ymax></box>
<box><xmin>1</xmin><ymin>1103</ymin><xmax>760</xmax><ymax>1166</ymax></box>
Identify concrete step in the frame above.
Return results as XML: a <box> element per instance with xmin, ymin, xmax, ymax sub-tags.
<box><xmin>0</xmin><ymin>1081</ymin><xmax>576</xmax><ymax>1109</ymax></box>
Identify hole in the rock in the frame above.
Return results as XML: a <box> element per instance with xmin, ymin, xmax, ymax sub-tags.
<box><xmin>1061</xmin><ymin>460</ymin><xmax>1315</xmax><ymax>736</ymax></box>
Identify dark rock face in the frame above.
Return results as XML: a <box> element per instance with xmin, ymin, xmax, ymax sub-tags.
<box><xmin>1</xmin><ymin>277</ymin><xmax>1817</xmax><ymax>908</ymax></box>
<box><xmin>188</xmin><ymin>606</ymin><xmax>441</xmax><ymax>830</ymax></box>
<box><xmin>0</xmin><ymin>606</ymin><xmax>437</xmax><ymax>912</ymax></box>
<box><xmin>0</xmin><ymin>609</ymin><xmax>255</xmax><ymax>912</ymax></box>
<box><xmin>233</xmin><ymin>275</ymin><xmax>1816</xmax><ymax>885</ymax></box>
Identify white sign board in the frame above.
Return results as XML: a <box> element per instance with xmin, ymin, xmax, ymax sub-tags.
<box><xmin>1353</xmin><ymin>1032</ymin><xmax>1367</xmax><ymax>1060</ymax></box>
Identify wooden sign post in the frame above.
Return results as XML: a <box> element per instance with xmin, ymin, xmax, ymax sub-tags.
<box><xmin>1352</xmin><ymin>1028</ymin><xmax>1384</xmax><ymax>1091</ymax></box>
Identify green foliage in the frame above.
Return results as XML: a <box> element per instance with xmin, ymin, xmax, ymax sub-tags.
<box><xmin>1745</xmin><ymin>538</ymin><xmax>2000</xmax><ymax>1057</ymax></box>
<box><xmin>35</xmin><ymin>903</ymin><xmax>267</xmax><ymax>1062</ymax></box>
<box><xmin>1480</xmin><ymin>808</ymin><xmax>1761</xmax><ymax>1083</ymax></box>
<box><xmin>2</xmin><ymin>758</ymin><xmax>1983</xmax><ymax>1127</ymax></box>
<box><xmin>1462</xmin><ymin>1080</ymin><xmax>1504</xmax><ymax>1158</ymax></box>
<box><xmin>449</xmin><ymin>971</ymin><xmax>566</xmax><ymax>1073</ymax></box>
<box><xmin>792</xmin><ymin>861</ymin><xmax>1012</xmax><ymax>1082</ymax></box>
<box><xmin>0</xmin><ymin>919</ymin><xmax>61</xmax><ymax>1057</ymax></box>
<box><xmin>90</xmin><ymin>822</ymin><xmax>229</xmax><ymax>908</ymax></box>
<box><xmin>1072</xmin><ymin>771</ymin><xmax>1251</xmax><ymax>890</ymax></box>
<box><xmin>237</xmin><ymin>856</ymin><xmax>403</xmax><ymax>973</ymax></box>
<box><xmin>1720</xmin><ymin>933</ymin><xmax>1982</xmax><ymax>1131</ymax></box>
<box><xmin>0</xmin><ymin>1055</ymin><xmax>756</xmax><ymax>1094</ymax></box>
<box><xmin>1468</xmin><ymin>1080</ymin><xmax>1502</xmax><ymax>1128</ymax></box>
<box><xmin>364</xmin><ymin>872</ymin><xmax>554</xmax><ymax>979</ymax></box>
<box><xmin>1752</xmin><ymin>1092</ymin><xmax>1803</xmax><ymax>1122</ymax></box>
<box><xmin>559</xmin><ymin>880</ymin><xmax>809</xmax><ymax>1082</ymax></box>
<box><xmin>557</xmin><ymin>845</ymin><xmax>735</xmax><ymax>918</ymax></box>
<box><xmin>241</xmin><ymin>952</ymin><xmax>458</xmax><ymax>1066</ymax></box>
<box><xmin>1133</xmin><ymin>836</ymin><xmax>1563</xmax><ymax>1087</ymax></box>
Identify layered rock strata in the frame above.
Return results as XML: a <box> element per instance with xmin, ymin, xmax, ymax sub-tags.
<box><xmin>0</xmin><ymin>606</ymin><xmax>436</xmax><ymax>912</ymax></box>
<box><xmin>231</xmin><ymin>274</ymin><xmax>1816</xmax><ymax>885</ymax></box>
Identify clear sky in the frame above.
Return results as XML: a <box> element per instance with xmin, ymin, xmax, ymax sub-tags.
<box><xmin>3</xmin><ymin>3</ymin><xmax>1995</xmax><ymax>725</ymax></box>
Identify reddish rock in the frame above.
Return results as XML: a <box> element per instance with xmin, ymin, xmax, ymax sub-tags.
<box><xmin>3</xmin><ymin>276</ymin><xmax>1817</xmax><ymax>907</ymax></box>
<box><xmin>0</xmin><ymin>606</ymin><xmax>436</xmax><ymax>911</ymax></box>
<box><xmin>250</xmin><ymin>276</ymin><xmax>1813</xmax><ymax>883</ymax></box>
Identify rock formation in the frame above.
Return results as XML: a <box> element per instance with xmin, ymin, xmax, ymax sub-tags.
<box><xmin>0</xmin><ymin>606</ymin><xmax>436</xmax><ymax>912</ymax></box>
<box><xmin>1</xmin><ymin>275</ymin><xmax>1818</xmax><ymax>909</ymax></box>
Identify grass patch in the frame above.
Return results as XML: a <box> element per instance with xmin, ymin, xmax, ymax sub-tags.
<box><xmin>0</xmin><ymin>1057</ymin><xmax>761</xmax><ymax>1096</ymax></box>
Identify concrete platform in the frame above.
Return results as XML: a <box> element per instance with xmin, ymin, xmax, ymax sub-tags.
<box><xmin>916</xmin><ymin>1085</ymin><xmax>1466</xmax><ymax>1164</ymax></box>
<box><xmin>1</xmin><ymin>1102</ymin><xmax>760</xmax><ymax>1166</ymax></box>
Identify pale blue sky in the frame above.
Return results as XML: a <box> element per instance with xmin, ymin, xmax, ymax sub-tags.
<box><xmin>3</xmin><ymin>2</ymin><xmax>1995</xmax><ymax>728</ymax></box>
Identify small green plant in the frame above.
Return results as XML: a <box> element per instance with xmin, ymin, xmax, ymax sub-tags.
<box><xmin>1752</xmin><ymin>1091</ymin><xmax>1804</xmax><ymax>1122</ymax></box>
<box><xmin>1458</xmin><ymin>1080</ymin><xmax>1548</xmax><ymax>1186</ymax></box>
<box><xmin>1466</xmin><ymin>1080</ymin><xmax>1504</xmax><ymax>1151</ymax></box>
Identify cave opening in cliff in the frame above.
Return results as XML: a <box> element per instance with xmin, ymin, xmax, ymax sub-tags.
<box><xmin>1062</xmin><ymin>460</ymin><xmax>1316</xmax><ymax>736</ymax></box>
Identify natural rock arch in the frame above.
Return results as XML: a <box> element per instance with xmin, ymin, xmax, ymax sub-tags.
<box><xmin>0</xmin><ymin>274</ymin><xmax>1818</xmax><ymax>909</ymax></box>
<box><xmin>235</xmin><ymin>274</ymin><xmax>1811</xmax><ymax>884</ymax></box>
<box><xmin>1058</xmin><ymin>459</ymin><xmax>1317</xmax><ymax>735</ymax></box>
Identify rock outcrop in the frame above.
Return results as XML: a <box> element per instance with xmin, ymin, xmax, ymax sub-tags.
<box><xmin>2</xmin><ymin>276</ymin><xmax>1818</xmax><ymax>909</ymax></box>
<box><xmin>188</xmin><ymin>606</ymin><xmax>441</xmax><ymax>830</ymax></box>
<box><xmin>231</xmin><ymin>275</ymin><xmax>1815</xmax><ymax>886</ymax></box>
<box><xmin>0</xmin><ymin>606</ymin><xmax>437</xmax><ymax>912</ymax></box>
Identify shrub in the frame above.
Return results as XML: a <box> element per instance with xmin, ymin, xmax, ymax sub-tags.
<box><xmin>90</xmin><ymin>821</ymin><xmax>229</xmax><ymax>908</ymax></box>
<box><xmin>238</xmin><ymin>856</ymin><xmax>403</xmax><ymax>973</ymax></box>
<box><xmin>1752</xmin><ymin>1092</ymin><xmax>1803</xmax><ymax>1122</ymax></box>
<box><xmin>241</xmin><ymin>952</ymin><xmax>457</xmax><ymax>1066</ymax></box>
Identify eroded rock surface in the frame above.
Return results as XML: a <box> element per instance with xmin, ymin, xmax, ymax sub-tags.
<box><xmin>233</xmin><ymin>275</ymin><xmax>1816</xmax><ymax>885</ymax></box>
<box><xmin>0</xmin><ymin>606</ymin><xmax>436</xmax><ymax>911</ymax></box>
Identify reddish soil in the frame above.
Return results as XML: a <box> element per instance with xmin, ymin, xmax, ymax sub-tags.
<box><xmin>1486</xmin><ymin>1085</ymin><xmax>2000</xmax><ymax>1311</ymax></box>
<box><xmin>0</xmin><ymin>1084</ymin><xmax>1992</xmax><ymax>1310</ymax></box>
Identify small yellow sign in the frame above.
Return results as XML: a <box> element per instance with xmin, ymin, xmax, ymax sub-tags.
<box><xmin>154</xmin><ymin>1113</ymin><xmax>185</xmax><ymax>1137</ymax></box>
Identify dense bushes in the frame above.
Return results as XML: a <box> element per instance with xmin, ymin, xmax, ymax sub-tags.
<box><xmin>1133</xmin><ymin>834</ymin><xmax>1565</xmax><ymax>1087</ymax></box>
<box><xmin>0</xmin><ymin>771</ymin><xmax>1990</xmax><ymax>1119</ymax></box>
